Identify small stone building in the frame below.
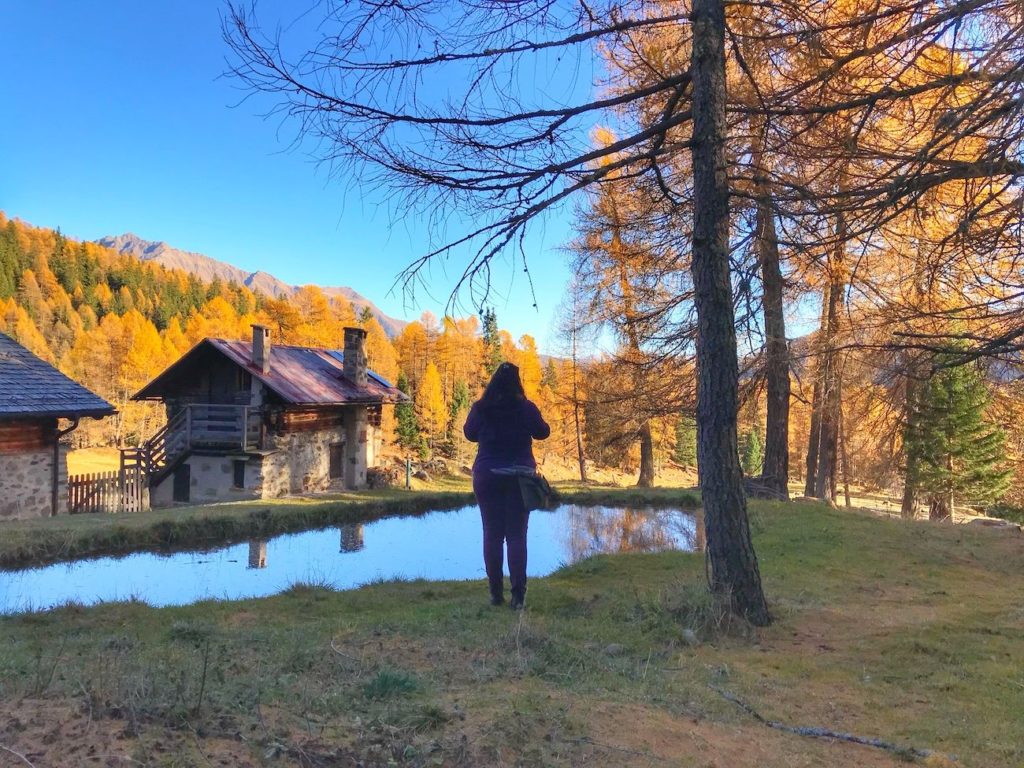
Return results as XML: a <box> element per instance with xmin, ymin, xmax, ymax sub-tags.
<box><xmin>0</xmin><ymin>332</ymin><xmax>115</xmax><ymax>520</ymax></box>
<box><xmin>133</xmin><ymin>326</ymin><xmax>406</xmax><ymax>506</ymax></box>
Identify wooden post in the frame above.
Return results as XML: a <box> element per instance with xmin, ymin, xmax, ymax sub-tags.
<box><xmin>119</xmin><ymin>450</ymin><xmax>126</xmax><ymax>514</ymax></box>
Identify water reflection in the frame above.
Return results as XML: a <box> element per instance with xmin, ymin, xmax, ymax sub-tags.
<box><xmin>247</xmin><ymin>540</ymin><xmax>267</xmax><ymax>569</ymax></box>
<box><xmin>0</xmin><ymin>505</ymin><xmax>698</xmax><ymax>614</ymax></box>
<box><xmin>340</xmin><ymin>523</ymin><xmax>365</xmax><ymax>553</ymax></box>
<box><xmin>565</xmin><ymin>507</ymin><xmax>703</xmax><ymax>562</ymax></box>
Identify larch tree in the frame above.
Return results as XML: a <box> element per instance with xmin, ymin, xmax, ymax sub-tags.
<box><xmin>554</xmin><ymin>279</ymin><xmax>593</xmax><ymax>482</ymax></box>
<box><xmin>417</xmin><ymin>362</ymin><xmax>448</xmax><ymax>445</ymax></box>
<box><xmin>570</xmin><ymin>130</ymin><xmax>688</xmax><ymax>488</ymax></box>
<box><xmin>224</xmin><ymin>0</ymin><xmax>775</xmax><ymax>623</ymax></box>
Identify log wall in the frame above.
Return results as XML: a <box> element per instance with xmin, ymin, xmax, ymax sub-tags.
<box><xmin>0</xmin><ymin>419</ymin><xmax>64</xmax><ymax>519</ymax></box>
<box><xmin>0</xmin><ymin>419</ymin><xmax>54</xmax><ymax>453</ymax></box>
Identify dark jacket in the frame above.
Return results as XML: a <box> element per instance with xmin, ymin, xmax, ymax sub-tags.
<box><xmin>463</xmin><ymin>397</ymin><xmax>550</xmax><ymax>472</ymax></box>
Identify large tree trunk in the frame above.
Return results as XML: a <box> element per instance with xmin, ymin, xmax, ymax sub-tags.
<box><xmin>612</xmin><ymin>240</ymin><xmax>656</xmax><ymax>488</ymax></box>
<box><xmin>814</xmin><ymin>251</ymin><xmax>845</xmax><ymax>503</ymax></box>
<box><xmin>900</xmin><ymin>481</ymin><xmax>917</xmax><ymax>519</ymax></box>
<box><xmin>638</xmin><ymin>421</ymin><xmax>655</xmax><ymax>487</ymax></box>
<box><xmin>900</xmin><ymin>373</ymin><xmax>920</xmax><ymax>519</ymax></box>
<box><xmin>838</xmin><ymin>384</ymin><xmax>852</xmax><ymax>507</ymax></box>
<box><xmin>750</xmin><ymin>122</ymin><xmax>790</xmax><ymax>499</ymax></box>
<box><xmin>929</xmin><ymin>455</ymin><xmax>955</xmax><ymax>520</ymax></box>
<box><xmin>803</xmin><ymin>284</ymin><xmax>830</xmax><ymax>497</ymax></box>
<box><xmin>690</xmin><ymin>0</ymin><xmax>770</xmax><ymax>626</ymax></box>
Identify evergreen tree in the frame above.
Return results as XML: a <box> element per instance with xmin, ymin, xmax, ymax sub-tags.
<box><xmin>449</xmin><ymin>379</ymin><xmax>471</xmax><ymax>428</ymax></box>
<box><xmin>741</xmin><ymin>424</ymin><xmax>764</xmax><ymax>477</ymax></box>
<box><xmin>904</xmin><ymin>361</ymin><xmax>1011</xmax><ymax>519</ymax></box>
<box><xmin>394</xmin><ymin>372</ymin><xmax>422</xmax><ymax>452</ymax></box>
<box><xmin>542</xmin><ymin>359</ymin><xmax>558</xmax><ymax>389</ymax></box>
<box><xmin>0</xmin><ymin>223</ymin><xmax>19</xmax><ymax>299</ymax></box>
<box><xmin>673</xmin><ymin>415</ymin><xmax>697</xmax><ymax>468</ymax></box>
<box><xmin>481</xmin><ymin>307</ymin><xmax>503</xmax><ymax>375</ymax></box>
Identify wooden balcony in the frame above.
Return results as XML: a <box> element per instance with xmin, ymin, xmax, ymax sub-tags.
<box><xmin>133</xmin><ymin>404</ymin><xmax>264</xmax><ymax>484</ymax></box>
<box><xmin>184</xmin><ymin>404</ymin><xmax>263</xmax><ymax>450</ymax></box>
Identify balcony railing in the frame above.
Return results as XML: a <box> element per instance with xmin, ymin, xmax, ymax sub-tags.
<box><xmin>137</xmin><ymin>405</ymin><xmax>264</xmax><ymax>482</ymax></box>
<box><xmin>185</xmin><ymin>404</ymin><xmax>262</xmax><ymax>450</ymax></box>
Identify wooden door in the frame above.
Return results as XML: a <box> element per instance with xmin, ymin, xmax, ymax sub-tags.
<box><xmin>329</xmin><ymin>442</ymin><xmax>344</xmax><ymax>480</ymax></box>
<box><xmin>173</xmin><ymin>464</ymin><xmax>191</xmax><ymax>503</ymax></box>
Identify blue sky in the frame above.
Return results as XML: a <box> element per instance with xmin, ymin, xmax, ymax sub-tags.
<box><xmin>0</xmin><ymin>1</ymin><xmax>578</xmax><ymax>351</ymax></box>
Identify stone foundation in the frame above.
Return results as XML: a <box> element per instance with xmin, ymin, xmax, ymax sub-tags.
<box><xmin>149</xmin><ymin>419</ymin><xmax>382</xmax><ymax>507</ymax></box>
<box><xmin>151</xmin><ymin>453</ymin><xmax>262</xmax><ymax>507</ymax></box>
<box><xmin>0</xmin><ymin>444</ymin><xmax>67</xmax><ymax>520</ymax></box>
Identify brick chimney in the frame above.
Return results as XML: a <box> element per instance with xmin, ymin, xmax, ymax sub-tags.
<box><xmin>343</xmin><ymin>327</ymin><xmax>368</xmax><ymax>387</ymax></box>
<box><xmin>251</xmin><ymin>324</ymin><xmax>271</xmax><ymax>374</ymax></box>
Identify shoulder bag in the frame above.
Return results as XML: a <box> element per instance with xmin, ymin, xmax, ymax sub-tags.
<box><xmin>491</xmin><ymin>465</ymin><xmax>559</xmax><ymax>512</ymax></box>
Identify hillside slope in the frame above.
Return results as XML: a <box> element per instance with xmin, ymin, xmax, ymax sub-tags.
<box><xmin>97</xmin><ymin>232</ymin><xmax>407</xmax><ymax>337</ymax></box>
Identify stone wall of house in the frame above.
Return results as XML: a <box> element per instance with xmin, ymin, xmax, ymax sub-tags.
<box><xmin>151</xmin><ymin>453</ymin><xmax>262</xmax><ymax>507</ymax></box>
<box><xmin>256</xmin><ymin>424</ymin><xmax>349</xmax><ymax>497</ymax></box>
<box><xmin>0</xmin><ymin>444</ymin><xmax>66</xmax><ymax>520</ymax></box>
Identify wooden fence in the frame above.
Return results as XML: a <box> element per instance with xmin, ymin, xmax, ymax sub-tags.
<box><xmin>68</xmin><ymin>464</ymin><xmax>148</xmax><ymax>515</ymax></box>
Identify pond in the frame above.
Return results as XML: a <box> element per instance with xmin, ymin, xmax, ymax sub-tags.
<box><xmin>0</xmin><ymin>505</ymin><xmax>702</xmax><ymax>614</ymax></box>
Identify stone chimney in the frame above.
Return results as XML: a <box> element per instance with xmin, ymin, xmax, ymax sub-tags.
<box><xmin>251</xmin><ymin>324</ymin><xmax>271</xmax><ymax>374</ymax></box>
<box><xmin>343</xmin><ymin>327</ymin><xmax>368</xmax><ymax>388</ymax></box>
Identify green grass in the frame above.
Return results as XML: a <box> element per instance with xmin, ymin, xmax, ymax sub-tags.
<box><xmin>0</xmin><ymin>495</ymin><xmax>1020</xmax><ymax>766</ymax></box>
<box><xmin>0</xmin><ymin>482</ymin><xmax>700</xmax><ymax>569</ymax></box>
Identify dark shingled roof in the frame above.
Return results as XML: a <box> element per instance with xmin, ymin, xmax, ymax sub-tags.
<box><xmin>134</xmin><ymin>338</ymin><xmax>408</xmax><ymax>406</ymax></box>
<box><xmin>0</xmin><ymin>332</ymin><xmax>116</xmax><ymax>420</ymax></box>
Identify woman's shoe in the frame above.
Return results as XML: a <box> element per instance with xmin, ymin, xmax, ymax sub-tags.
<box><xmin>490</xmin><ymin>592</ymin><xmax>505</xmax><ymax>606</ymax></box>
<box><xmin>509</xmin><ymin>590</ymin><xmax>525</xmax><ymax>610</ymax></box>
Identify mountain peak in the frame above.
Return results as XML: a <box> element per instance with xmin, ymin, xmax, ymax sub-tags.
<box><xmin>95</xmin><ymin>233</ymin><xmax>407</xmax><ymax>337</ymax></box>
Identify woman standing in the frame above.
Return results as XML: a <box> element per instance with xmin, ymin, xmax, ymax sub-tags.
<box><xmin>464</xmin><ymin>362</ymin><xmax>550</xmax><ymax>609</ymax></box>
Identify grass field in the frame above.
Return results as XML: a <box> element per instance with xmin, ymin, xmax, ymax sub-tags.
<box><xmin>66</xmin><ymin>447</ymin><xmax>122</xmax><ymax>474</ymax></box>
<box><xmin>1</xmin><ymin>494</ymin><xmax>1021</xmax><ymax>766</ymax></box>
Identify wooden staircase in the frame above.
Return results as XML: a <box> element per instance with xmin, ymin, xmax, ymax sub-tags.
<box><xmin>129</xmin><ymin>405</ymin><xmax>263</xmax><ymax>487</ymax></box>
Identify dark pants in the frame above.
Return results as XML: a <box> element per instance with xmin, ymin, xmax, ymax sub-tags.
<box><xmin>473</xmin><ymin>471</ymin><xmax>530</xmax><ymax>598</ymax></box>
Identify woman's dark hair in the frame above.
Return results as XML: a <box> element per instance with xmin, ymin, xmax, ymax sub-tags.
<box><xmin>480</xmin><ymin>362</ymin><xmax>526</xmax><ymax>408</ymax></box>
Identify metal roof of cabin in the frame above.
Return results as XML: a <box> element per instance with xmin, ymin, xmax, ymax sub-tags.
<box><xmin>0</xmin><ymin>332</ymin><xmax>116</xmax><ymax>420</ymax></box>
<box><xmin>133</xmin><ymin>338</ymin><xmax>408</xmax><ymax>406</ymax></box>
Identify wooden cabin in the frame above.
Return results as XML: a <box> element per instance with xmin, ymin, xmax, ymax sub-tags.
<box><xmin>0</xmin><ymin>332</ymin><xmax>115</xmax><ymax>519</ymax></box>
<box><xmin>132</xmin><ymin>325</ymin><xmax>406</xmax><ymax>506</ymax></box>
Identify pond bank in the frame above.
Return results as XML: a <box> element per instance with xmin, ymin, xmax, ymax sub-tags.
<box><xmin>1</xmin><ymin>500</ymin><xmax>1020</xmax><ymax>766</ymax></box>
<box><xmin>0</xmin><ymin>485</ymin><xmax>701</xmax><ymax>570</ymax></box>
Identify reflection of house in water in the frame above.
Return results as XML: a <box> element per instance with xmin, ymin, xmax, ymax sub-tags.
<box><xmin>339</xmin><ymin>523</ymin><xmax>365</xmax><ymax>553</ymax></box>
<box><xmin>248</xmin><ymin>539</ymin><xmax>267</xmax><ymax>569</ymax></box>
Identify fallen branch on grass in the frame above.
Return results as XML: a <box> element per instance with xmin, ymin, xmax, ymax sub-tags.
<box><xmin>572</xmin><ymin>737</ymin><xmax>672</xmax><ymax>763</ymax></box>
<box><xmin>709</xmin><ymin>685</ymin><xmax>951</xmax><ymax>761</ymax></box>
<box><xmin>329</xmin><ymin>638</ymin><xmax>360</xmax><ymax>663</ymax></box>
<box><xmin>0</xmin><ymin>743</ymin><xmax>36</xmax><ymax>768</ymax></box>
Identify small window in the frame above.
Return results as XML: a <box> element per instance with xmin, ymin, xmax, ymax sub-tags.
<box><xmin>236</xmin><ymin>369</ymin><xmax>252</xmax><ymax>394</ymax></box>
<box><xmin>233</xmin><ymin>459</ymin><xmax>246</xmax><ymax>489</ymax></box>
<box><xmin>329</xmin><ymin>442</ymin><xmax>344</xmax><ymax>480</ymax></box>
